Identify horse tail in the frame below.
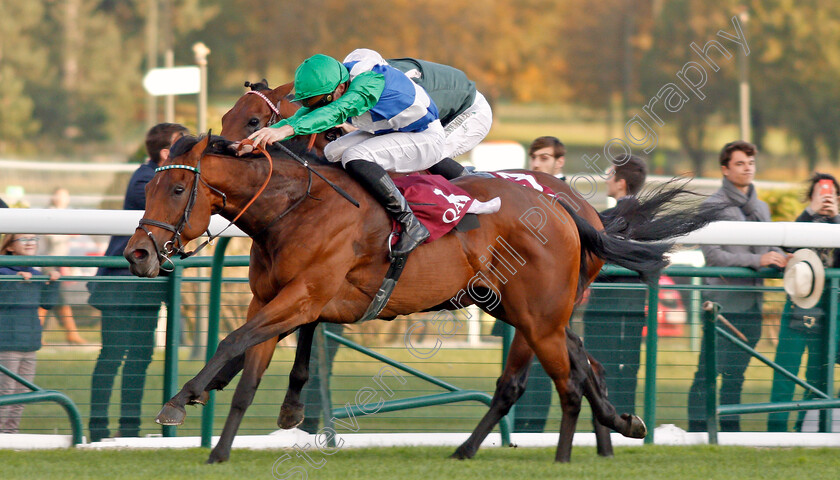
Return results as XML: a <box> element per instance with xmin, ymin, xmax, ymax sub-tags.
<box><xmin>559</xmin><ymin>200</ymin><xmax>671</xmax><ymax>294</ymax></box>
<box><xmin>599</xmin><ymin>177</ymin><xmax>724</xmax><ymax>242</ymax></box>
<box><xmin>559</xmin><ymin>177</ymin><xmax>723</xmax><ymax>297</ymax></box>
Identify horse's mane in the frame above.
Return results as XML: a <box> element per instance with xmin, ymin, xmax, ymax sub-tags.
<box><xmin>168</xmin><ymin>134</ymin><xmax>325</xmax><ymax>164</ymax></box>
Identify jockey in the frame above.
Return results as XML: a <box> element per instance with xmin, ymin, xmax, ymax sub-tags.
<box><xmin>343</xmin><ymin>49</ymin><xmax>493</xmax><ymax>180</ymax></box>
<box><xmin>246</xmin><ymin>51</ymin><xmax>443</xmax><ymax>259</ymax></box>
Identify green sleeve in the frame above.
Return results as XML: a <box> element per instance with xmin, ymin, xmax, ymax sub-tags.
<box><xmin>269</xmin><ymin>71</ymin><xmax>385</xmax><ymax>137</ymax></box>
<box><xmin>269</xmin><ymin>106</ymin><xmax>312</xmax><ymax>130</ymax></box>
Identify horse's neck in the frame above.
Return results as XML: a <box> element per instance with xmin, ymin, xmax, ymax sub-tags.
<box><xmin>208</xmin><ymin>154</ymin><xmax>310</xmax><ymax>235</ymax></box>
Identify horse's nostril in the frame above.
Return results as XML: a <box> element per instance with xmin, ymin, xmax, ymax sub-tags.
<box><xmin>132</xmin><ymin>249</ymin><xmax>148</xmax><ymax>260</ymax></box>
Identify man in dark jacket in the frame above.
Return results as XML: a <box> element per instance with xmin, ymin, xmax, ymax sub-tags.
<box><xmin>87</xmin><ymin>123</ymin><xmax>188</xmax><ymax>442</ymax></box>
<box><xmin>687</xmin><ymin>140</ymin><xmax>788</xmax><ymax>432</ymax></box>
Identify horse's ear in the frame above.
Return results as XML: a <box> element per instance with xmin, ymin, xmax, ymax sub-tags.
<box><xmin>261</xmin><ymin>78</ymin><xmax>270</xmax><ymax>88</ymax></box>
<box><xmin>193</xmin><ymin>134</ymin><xmax>211</xmax><ymax>156</ymax></box>
<box><xmin>273</xmin><ymin>81</ymin><xmax>294</xmax><ymax>98</ymax></box>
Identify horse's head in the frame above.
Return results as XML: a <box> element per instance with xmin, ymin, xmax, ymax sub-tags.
<box><xmin>125</xmin><ymin>135</ymin><xmax>227</xmax><ymax>277</ymax></box>
<box><xmin>220</xmin><ymin>79</ymin><xmax>343</xmax><ymax>157</ymax></box>
<box><xmin>220</xmin><ymin>80</ymin><xmax>297</xmax><ymax>141</ymax></box>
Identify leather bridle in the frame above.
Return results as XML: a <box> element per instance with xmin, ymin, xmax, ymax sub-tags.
<box><xmin>135</xmin><ymin>137</ymin><xmax>359</xmax><ymax>272</ymax></box>
<box><xmin>136</xmin><ymin>140</ymin><xmax>272</xmax><ymax>271</ymax></box>
<box><xmin>245</xmin><ymin>90</ymin><xmax>283</xmax><ymax>126</ymax></box>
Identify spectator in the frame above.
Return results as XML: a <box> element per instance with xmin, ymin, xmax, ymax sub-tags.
<box><xmin>39</xmin><ymin>187</ymin><xmax>87</xmax><ymax>345</ymax></box>
<box><xmin>0</xmin><ymin>234</ymin><xmax>60</xmax><ymax>433</ymax></box>
<box><xmin>767</xmin><ymin>173</ymin><xmax>840</xmax><ymax>432</ymax></box>
<box><xmin>527</xmin><ymin>136</ymin><xmax>566</xmax><ymax>180</ymax></box>
<box><xmin>687</xmin><ymin>140</ymin><xmax>788</xmax><ymax>432</ymax></box>
<box><xmin>87</xmin><ymin>123</ymin><xmax>188</xmax><ymax>442</ymax></box>
<box><xmin>582</xmin><ymin>155</ymin><xmax>649</xmax><ymax>418</ymax></box>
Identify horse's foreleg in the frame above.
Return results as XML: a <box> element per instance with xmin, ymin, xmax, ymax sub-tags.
<box><xmin>185</xmin><ymin>353</ymin><xmax>247</xmax><ymax>407</ymax></box>
<box><xmin>451</xmin><ymin>330</ymin><xmax>533</xmax><ymax>460</ymax></box>
<box><xmin>278</xmin><ymin>322</ymin><xmax>317</xmax><ymax>429</ymax></box>
<box><xmin>207</xmin><ymin>337</ymin><xmax>277</xmax><ymax>464</ymax></box>
<box><xmin>156</xmin><ymin>284</ymin><xmax>319</xmax><ymax>426</ymax></box>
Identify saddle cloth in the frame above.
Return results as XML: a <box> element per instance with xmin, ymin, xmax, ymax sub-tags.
<box><xmin>488</xmin><ymin>171</ymin><xmax>557</xmax><ymax>196</ymax></box>
<box><xmin>390</xmin><ymin>171</ymin><xmax>555</xmax><ymax>245</ymax></box>
<box><xmin>393</xmin><ymin>174</ymin><xmax>499</xmax><ymax>243</ymax></box>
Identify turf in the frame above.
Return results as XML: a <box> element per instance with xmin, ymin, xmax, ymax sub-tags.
<box><xmin>1</xmin><ymin>445</ymin><xmax>838</xmax><ymax>480</ymax></box>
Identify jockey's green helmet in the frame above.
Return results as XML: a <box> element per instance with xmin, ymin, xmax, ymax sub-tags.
<box><xmin>294</xmin><ymin>54</ymin><xmax>350</xmax><ymax>101</ymax></box>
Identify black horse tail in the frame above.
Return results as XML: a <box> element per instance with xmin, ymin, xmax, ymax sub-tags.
<box><xmin>599</xmin><ymin>177</ymin><xmax>725</xmax><ymax>242</ymax></box>
<box><xmin>558</xmin><ymin>201</ymin><xmax>672</xmax><ymax>296</ymax></box>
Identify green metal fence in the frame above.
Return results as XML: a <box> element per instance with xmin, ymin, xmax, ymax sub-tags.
<box><xmin>1</xmin><ymin>246</ymin><xmax>838</xmax><ymax>447</ymax></box>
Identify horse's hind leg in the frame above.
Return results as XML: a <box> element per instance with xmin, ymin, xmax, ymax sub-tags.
<box><xmin>578</xmin><ymin>337</ymin><xmax>646</xmax><ymax>440</ymax></box>
<box><xmin>278</xmin><ymin>322</ymin><xmax>317</xmax><ymax>429</ymax></box>
<box><xmin>451</xmin><ymin>329</ymin><xmax>533</xmax><ymax>460</ymax></box>
<box><xmin>590</xmin><ymin>362</ymin><xmax>615</xmax><ymax>458</ymax></box>
<box><xmin>453</xmin><ymin>327</ymin><xmax>609</xmax><ymax>460</ymax></box>
<box><xmin>543</xmin><ymin>330</ymin><xmax>584</xmax><ymax>463</ymax></box>
<box><xmin>207</xmin><ymin>337</ymin><xmax>277</xmax><ymax>464</ymax></box>
<box><xmin>565</xmin><ymin>329</ymin><xmax>613</xmax><ymax>457</ymax></box>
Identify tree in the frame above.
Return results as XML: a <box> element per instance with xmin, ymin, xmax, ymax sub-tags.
<box><xmin>749</xmin><ymin>0</ymin><xmax>840</xmax><ymax>170</ymax></box>
<box><xmin>638</xmin><ymin>1</ymin><xmax>739</xmax><ymax>175</ymax></box>
<box><xmin>0</xmin><ymin>2</ymin><xmax>48</xmax><ymax>153</ymax></box>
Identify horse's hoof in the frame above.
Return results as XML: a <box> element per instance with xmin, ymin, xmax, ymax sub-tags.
<box><xmin>155</xmin><ymin>401</ymin><xmax>187</xmax><ymax>426</ymax></box>
<box><xmin>206</xmin><ymin>451</ymin><xmax>229</xmax><ymax>464</ymax></box>
<box><xmin>450</xmin><ymin>447</ymin><xmax>473</xmax><ymax>460</ymax></box>
<box><xmin>187</xmin><ymin>391</ymin><xmax>210</xmax><ymax>406</ymax></box>
<box><xmin>278</xmin><ymin>401</ymin><xmax>305</xmax><ymax>429</ymax></box>
<box><xmin>622</xmin><ymin>413</ymin><xmax>647</xmax><ymax>438</ymax></box>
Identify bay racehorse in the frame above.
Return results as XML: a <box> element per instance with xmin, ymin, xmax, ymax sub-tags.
<box><xmin>219</xmin><ymin>80</ymin><xmax>626</xmax><ymax>461</ymax></box>
<box><xmin>209</xmin><ymin>81</ymin><xmax>717</xmax><ymax>463</ymax></box>
<box><xmin>124</xmin><ymin>133</ymin><xmax>718</xmax><ymax>463</ymax></box>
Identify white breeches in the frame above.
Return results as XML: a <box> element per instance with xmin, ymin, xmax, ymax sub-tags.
<box><xmin>324</xmin><ymin>120</ymin><xmax>445</xmax><ymax>173</ymax></box>
<box><xmin>443</xmin><ymin>91</ymin><xmax>493</xmax><ymax>158</ymax></box>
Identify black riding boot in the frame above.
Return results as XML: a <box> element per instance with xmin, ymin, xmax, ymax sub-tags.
<box><xmin>344</xmin><ymin>160</ymin><xmax>430</xmax><ymax>258</ymax></box>
<box><xmin>427</xmin><ymin>157</ymin><xmax>468</xmax><ymax>180</ymax></box>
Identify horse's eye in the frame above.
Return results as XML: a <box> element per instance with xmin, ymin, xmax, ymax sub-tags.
<box><xmin>174</xmin><ymin>186</ymin><xmax>186</xmax><ymax>195</ymax></box>
<box><xmin>248</xmin><ymin>118</ymin><xmax>261</xmax><ymax>127</ymax></box>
